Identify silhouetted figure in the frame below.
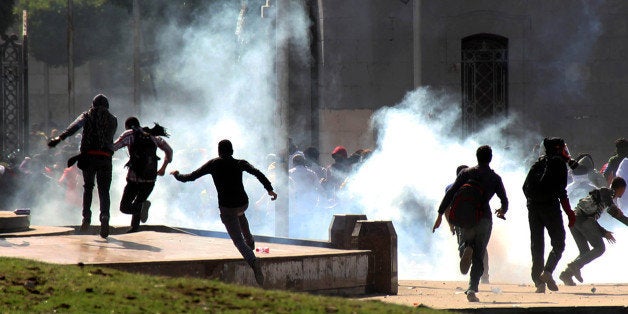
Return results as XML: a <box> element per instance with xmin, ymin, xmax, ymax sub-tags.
<box><xmin>603</xmin><ymin>138</ymin><xmax>628</xmax><ymax>185</ymax></box>
<box><xmin>171</xmin><ymin>139</ymin><xmax>277</xmax><ymax>287</ymax></box>
<box><xmin>523</xmin><ymin>137</ymin><xmax>578</xmax><ymax>293</ymax></box>
<box><xmin>433</xmin><ymin>145</ymin><xmax>508</xmax><ymax>302</ymax></box>
<box><xmin>48</xmin><ymin>94</ymin><xmax>118</xmax><ymax>239</ymax></box>
<box><xmin>113</xmin><ymin>117</ymin><xmax>173</xmax><ymax>233</ymax></box>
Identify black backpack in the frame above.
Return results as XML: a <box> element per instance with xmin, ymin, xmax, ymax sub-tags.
<box><xmin>522</xmin><ymin>156</ymin><xmax>548</xmax><ymax>199</ymax></box>
<box><xmin>127</xmin><ymin>129</ymin><xmax>159</xmax><ymax>180</ymax></box>
<box><xmin>447</xmin><ymin>179</ymin><xmax>485</xmax><ymax>228</ymax></box>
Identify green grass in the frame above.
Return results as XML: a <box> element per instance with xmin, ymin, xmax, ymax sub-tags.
<box><xmin>0</xmin><ymin>257</ymin><xmax>441</xmax><ymax>313</ymax></box>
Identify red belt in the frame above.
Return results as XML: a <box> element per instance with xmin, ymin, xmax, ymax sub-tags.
<box><xmin>86</xmin><ymin>150</ymin><xmax>112</xmax><ymax>157</ymax></box>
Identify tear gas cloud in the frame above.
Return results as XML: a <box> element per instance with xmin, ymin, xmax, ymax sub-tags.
<box><xmin>17</xmin><ymin>0</ymin><xmax>627</xmax><ymax>285</ymax></box>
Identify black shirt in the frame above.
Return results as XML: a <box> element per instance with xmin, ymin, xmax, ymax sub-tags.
<box><xmin>174</xmin><ymin>156</ymin><xmax>274</xmax><ymax>208</ymax></box>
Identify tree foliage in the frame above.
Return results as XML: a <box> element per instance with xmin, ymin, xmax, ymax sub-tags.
<box><xmin>16</xmin><ymin>0</ymin><xmax>130</xmax><ymax>67</ymax></box>
<box><xmin>0</xmin><ymin>0</ymin><xmax>16</xmax><ymax>35</ymax></box>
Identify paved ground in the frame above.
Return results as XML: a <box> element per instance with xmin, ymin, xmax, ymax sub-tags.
<box><xmin>2</xmin><ymin>227</ymin><xmax>626</xmax><ymax>312</ymax></box>
<box><xmin>363</xmin><ymin>280</ymin><xmax>628</xmax><ymax>311</ymax></box>
<box><xmin>0</xmin><ymin>228</ymin><xmax>361</xmax><ymax>265</ymax></box>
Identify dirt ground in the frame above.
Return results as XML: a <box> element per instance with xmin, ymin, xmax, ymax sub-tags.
<box><xmin>362</xmin><ymin>280</ymin><xmax>628</xmax><ymax>311</ymax></box>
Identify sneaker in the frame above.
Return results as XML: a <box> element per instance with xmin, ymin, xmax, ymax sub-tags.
<box><xmin>540</xmin><ymin>271</ymin><xmax>558</xmax><ymax>291</ymax></box>
<box><xmin>559</xmin><ymin>271</ymin><xmax>576</xmax><ymax>286</ymax></box>
<box><xmin>100</xmin><ymin>218</ymin><xmax>109</xmax><ymax>239</ymax></box>
<box><xmin>568</xmin><ymin>264</ymin><xmax>583</xmax><ymax>283</ymax></box>
<box><xmin>252</xmin><ymin>259</ymin><xmax>264</xmax><ymax>287</ymax></box>
<box><xmin>80</xmin><ymin>219</ymin><xmax>90</xmax><ymax>232</ymax></box>
<box><xmin>535</xmin><ymin>283</ymin><xmax>546</xmax><ymax>293</ymax></box>
<box><xmin>460</xmin><ymin>246</ymin><xmax>473</xmax><ymax>275</ymax></box>
<box><xmin>140</xmin><ymin>201</ymin><xmax>151</xmax><ymax>223</ymax></box>
<box><xmin>466</xmin><ymin>290</ymin><xmax>480</xmax><ymax>302</ymax></box>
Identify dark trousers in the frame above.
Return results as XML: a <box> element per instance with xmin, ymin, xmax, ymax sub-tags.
<box><xmin>528</xmin><ymin>203</ymin><xmax>565</xmax><ymax>286</ymax></box>
<box><xmin>459</xmin><ymin>218</ymin><xmax>492</xmax><ymax>292</ymax></box>
<box><xmin>455</xmin><ymin>226</ymin><xmax>490</xmax><ymax>281</ymax></box>
<box><xmin>81</xmin><ymin>155</ymin><xmax>112</xmax><ymax>223</ymax></box>
<box><xmin>219</xmin><ymin>204</ymin><xmax>256</xmax><ymax>266</ymax></box>
<box><xmin>569</xmin><ymin>215</ymin><xmax>605</xmax><ymax>271</ymax></box>
<box><xmin>120</xmin><ymin>180</ymin><xmax>155</xmax><ymax>229</ymax></box>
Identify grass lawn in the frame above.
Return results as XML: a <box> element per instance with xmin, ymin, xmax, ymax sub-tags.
<box><xmin>0</xmin><ymin>257</ymin><xmax>442</xmax><ymax>313</ymax></box>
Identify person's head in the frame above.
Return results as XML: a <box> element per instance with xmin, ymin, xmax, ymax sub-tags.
<box><xmin>611</xmin><ymin>177</ymin><xmax>627</xmax><ymax>198</ymax></box>
<box><xmin>218</xmin><ymin>139</ymin><xmax>233</xmax><ymax>158</ymax></box>
<box><xmin>92</xmin><ymin>94</ymin><xmax>109</xmax><ymax>109</ymax></box>
<box><xmin>292</xmin><ymin>154</ymin><xmax>305</xmax><ymax>167</ymax></box>
<box><xmin>331</xmin><ymin>146</ymin><xmax>348</xmax><ymax>161</ymax></box>
<box><xmin>616</xmin><ymin>138</ymin><xmax>628</xmax><ymax>156</ymax></box>
<box><xmin>124</xmin><ymin>117</ymin><xmax>140</xmax><ymax>130</ymax></box>
<box><xmin>456</xmin><ymin>165</ymin><xmax>469</xmax><ymax>176</ymax></box>
<box><xmin>476</xmin><ymin>145</ymin><xmax>492</xmax><ymax>165</ymax></box>
<box><xmin>543</xmin><ymin>137</ymin><xmax>570</xmax><ymax>160</ymax></box>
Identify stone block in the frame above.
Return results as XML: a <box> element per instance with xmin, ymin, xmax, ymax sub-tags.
<box><xmin>329</xmin><ymin>214</ymin><xmax>367</xmax><ymax>249</ymax></box>
<box><xmin>351</xmin><ymin>220</ymin><xmax>398</xmax><ymax>295</ymax></box>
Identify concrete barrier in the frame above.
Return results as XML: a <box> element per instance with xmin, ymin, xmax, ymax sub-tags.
<box><xmin>329</xmin><ymin>214</ymin><xmax>367</xmax><ymax>249</ymax></box>
<box><xmin>351</xmin><ymin>220</ymin><xmax>398</xmax><ymax>295</ymax></box>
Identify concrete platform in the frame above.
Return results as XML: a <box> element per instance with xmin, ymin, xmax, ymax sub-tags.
<box><xmin>363</xmin><ymin>280</ymin><xmax>628</xmax><ymax>313</ymax></box>
<box><xmin>0</xmin><ymin>227</ymin><xmax>370</xmax><ymax>294</ymax></box>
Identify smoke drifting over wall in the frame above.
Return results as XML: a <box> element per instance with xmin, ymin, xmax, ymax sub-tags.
<box><xmin>18</xmin><ymin>0</ymin><xmax>626</xmax><ymax>285</ymax></box>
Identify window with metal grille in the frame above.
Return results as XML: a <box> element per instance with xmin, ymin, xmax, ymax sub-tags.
<box><xmin>461</xmin><ymin>34</ymin><xmax>508</xmax><ymax>136</ymax></box>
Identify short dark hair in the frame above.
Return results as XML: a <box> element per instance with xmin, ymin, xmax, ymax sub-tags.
<box><xmin>476</xmin><ymin>145</ymin><xmax>492</xmax><ymax>164</ymax></box>
<box><xmin>611</xmin><ymin>177</ymin><xmax>627</xmax><ymax>189</ymax></box>
<box><xmin>456</xmin><ymin>165</ymin><xmax>469</xmax><ymax>175</ymax></box>
<box><xmin>218</xmin><ymin>139</ymin><xmax>233</xmax><ymax>157</ymax></box>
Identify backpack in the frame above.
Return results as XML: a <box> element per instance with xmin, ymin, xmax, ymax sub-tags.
<box><xmin>127</xmin><ymin>130</ymin><xmax>159</xmax><ymax>180</ymax></box>
<box><xmin>447</xmin><ymin>179</ymin><xmax>485</xmax><ymax>228</ymax></box>
<box><xmin>522</xmin><ymin>156</ymin><xmax>548</xmax><ymax>199</ymax></box>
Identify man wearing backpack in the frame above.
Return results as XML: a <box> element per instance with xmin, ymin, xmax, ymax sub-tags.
<box><xmin>113</xmin><ymin>117</ymin><xmax>173</xmax><ymax>233</ymax></box>
<box><xmin>522</xmin><ymin>137</ymin><xmax>578</xmax><ymax>293</ymax></box>
<box><xmin>48</xmin><ymin>94</ymin><xmax>118</xmax><ymax>239</ymax></box>
<box><xmin>433</xmin><ymin>145</ymin><xmax>508</xmax><ymax>302</ymax></box>
<box><xmin>559</xmin><ymin>177</ymin><xmax>628</xmax><ymax>286</ymax></box>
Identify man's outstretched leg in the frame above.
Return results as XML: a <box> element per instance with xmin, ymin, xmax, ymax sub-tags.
<box><xmin>221</xmin><ymin>206</ymin><xmax>264</xmax><ymax>286</ymax></box>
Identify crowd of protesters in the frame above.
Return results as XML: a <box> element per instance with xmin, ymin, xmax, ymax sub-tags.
<box><xmin>3</xmin><ymin>96</ymin><xmax>628</xmax><ymax>293</ymax></box>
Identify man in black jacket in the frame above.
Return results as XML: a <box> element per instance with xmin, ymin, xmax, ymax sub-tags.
<box><xmin>48</xmin><ymin>94</ymin><xmax>118</xmax><ymax>239</ymax></box>
<box><xmin>523</xmin><ymin>137</ymin><xmax>577</xmax><ymax>293</ymax></box>
<box><xmin>433</xmin><ymin>145</ymin><xmax>508</xmax><ymax>302</ymax></box>
<box><xmin>171</xmin><ymin>139</ymin><xmax>277</xmax><ymax>287</ymax></box>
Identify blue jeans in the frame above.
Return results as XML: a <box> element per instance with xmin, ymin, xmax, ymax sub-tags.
<box><xmin>219</xmin><ymin>204</ymin><xmax>256</xmax><ymax>266</ymax></box>
<box><xmin>568</xmin><ymin>215</ymin><xmax>605</xmax><ymax>271</ymax></box>
<box><xmin>459</xmin><ymin>218</ymin><xmax>492</xmax><ymax>292</ymax></box>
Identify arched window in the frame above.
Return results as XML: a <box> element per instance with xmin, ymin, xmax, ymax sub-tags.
<box><xmin>461</xmin><ymin>34</ymin><xmax>508</xmax><ymax>135</ymax></box>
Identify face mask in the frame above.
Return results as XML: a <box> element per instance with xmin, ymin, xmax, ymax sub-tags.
<box><xmin>561</xmin><ymin>144</ymin><xmax>571</xmax><ymax>160</ymax></box>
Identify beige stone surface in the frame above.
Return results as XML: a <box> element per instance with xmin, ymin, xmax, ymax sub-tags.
<box><xmin>362</xmin><ymin>280</ymin><xmax>628</xmax><ymax>310</ymax></box>
<box><xmin>0</xmin><ymin>231</ymin><xmax>366</xmax><ymax>265</ymax></box>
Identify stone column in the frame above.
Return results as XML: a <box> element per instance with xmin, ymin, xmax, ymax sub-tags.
<box><xmin>351</xmin><ymin>220</ymin><xmax>398</xmax><ymax>295</ymax></box>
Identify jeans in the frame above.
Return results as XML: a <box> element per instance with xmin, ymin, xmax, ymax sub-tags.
<box><xmin>219</xmin><ymin>204</ymin><xmax>256</xmax><ymax>266</ymax></box>
<box><xmin>528</xmin><ymin>203</ymin><xmax>565</xmax><ymax>286</ymax></box>
<box><xmin>120</xmin><ymin>180</ymin><xmax>155</xmax><ymax>229</ymax></box>
<box><xmin>568</xmin><ymin>215</ymin><xmax>605</xmax><ymax>271</ymax></box>
<box><xmin>458</xmin><ymin>218</ymin><xmax>492</xmax><ymax>292</ymax></box>
<box><xmin>81</xmin><ymin>155</ymin><xmax>112</xmax><ymax>223</ymax></box>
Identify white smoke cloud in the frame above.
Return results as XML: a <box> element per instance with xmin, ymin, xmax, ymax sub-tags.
<box><xmin>21</xmin><ymin>0</ymin><xmax>626</xmax><ymax>287</ymax></box>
